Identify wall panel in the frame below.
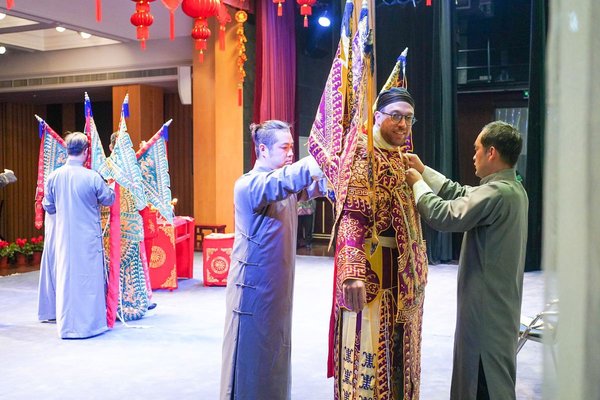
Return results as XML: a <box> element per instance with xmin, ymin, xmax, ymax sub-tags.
<box><xmin>0</xmin><ymin>103</ymin><xmax>43</xmax><ymax>241</ymax></box>
<box><xmin>164</xmin><ymin>93</ymin><xmax>194</xmax><ymax>219</ymax></box>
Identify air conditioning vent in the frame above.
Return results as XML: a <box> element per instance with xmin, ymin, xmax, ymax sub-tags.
<box><xmin>0</xmin><ymin>68</ymin><xmax>179</xmax><ymax>91</ymax></box>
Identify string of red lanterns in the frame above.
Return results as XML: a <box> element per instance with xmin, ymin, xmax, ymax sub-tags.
<box><xmin>96</xmin><ymin>0</ymin><xmax>102</xmax><ymax>21</ymax></box>
<box><xmin>297</xmin><ymin>0</ymin><xmax>316</xmax><ymax>28</ymax></box>
<box><xmin>161</xmin><ymin>0</ymin><xmax>183</xmax><ymax>40</ymax></box>
<box><xmin>273</xmin><ymin>0</ymin><xmax>285</xmax><ymax>17</ymax></box>
<box><xmin>235</xmin><ymin>10</ymin><xmax>248</xmax><ymax>106</ymax></box>
<box><xmin>130</xmin><ymin>0</ymin><xmax>156</xmax><ymax>50</ymax></box>
<box><xmin>272</xmin><ymin>0</ymin><xmax>317</xmax><ymax>28</ymax></box>
<box><xmin>216</xmin><ymin>2</ymin><xmax>232</xmax><ymax>51</ymax></box>
<box><xmin>182</xmin><ymin>0</ymin><xmax>220</xmax><ymax>63</ymax></box>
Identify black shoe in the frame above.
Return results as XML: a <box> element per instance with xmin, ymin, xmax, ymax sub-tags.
<box><xmin>147</xmin><ymin>302</ymin><xmax>157</xmax><ymax>311</ymax></box>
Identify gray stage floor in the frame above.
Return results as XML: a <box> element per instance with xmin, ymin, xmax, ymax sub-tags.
<box><xmin>0</xmin><ymin>254</ymin><xmax>545</xmax><ymax>399</ymax></box>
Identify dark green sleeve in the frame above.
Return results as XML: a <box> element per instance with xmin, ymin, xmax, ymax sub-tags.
<box><xmin>436</xmin><ymin>179</ymin><xmax>473</xmax><ymax>201</ymax></box>
<box><xmin>417</xmin><ymin>183</ymin><xmax>503</xmax><ymax>232</ymax></box>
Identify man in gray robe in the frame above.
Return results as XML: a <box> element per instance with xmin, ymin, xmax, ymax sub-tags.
<box><xmin>43</xmin><ymin>132</ymin><xmax>115</xmax><ymax>339</ymax></box>
<box><xmin>220</xmin><ymin>120</ymin><xmax>324</xmax><ymax>400</ymax></box>
<box><xmin>405</xmin><ymin>121</ymin><xmax>528</xmax><ymax>400</ymax></box>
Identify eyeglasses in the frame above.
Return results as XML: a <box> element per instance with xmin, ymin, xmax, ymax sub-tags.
<box><xmin>380</xmin><ymin>111</ymin><xmax>417</xmax><ymax>126</ymax></box>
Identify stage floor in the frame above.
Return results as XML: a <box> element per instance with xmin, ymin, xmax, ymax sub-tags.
<box><xmin>0</xmin><ymin>253</ymin><xmax>546</xmax><ymax>399</ymax></box>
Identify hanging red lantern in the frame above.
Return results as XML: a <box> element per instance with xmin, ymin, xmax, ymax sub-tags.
<box><xmin>96</xmin><ymin>0</ymin><xmax>102</xmax><ymax>21</ymax></box>
<box><xmin>297</xmin><ymin>0</ymin><xmax>316</xmax><ymax>28</ymax></box>
<box><xmin>6</xmin><ymin>0</ymin><xmax>13</xmax><ymax>9</ymax></box>
<box><xmin>426</xmin><ymin>0</ymin><xmax>431</xmax><ymax>5</ymax></box>
<box><xmin>272</xmin><ymin>0</ymin><xmax>285</xmax><ymax>17</ymax></box>
<box><xmin>216</xmin><ymin>2</ymin><xmax>231</xmax><ymax>51</ymax></box>
<box><xmin>191</xmin><ymin>18</ymin><xmax>211</xmax><ymax>62</ymax></box>
<box><xmin>161</xmin><ymin>0</ymin><xmax>183</xmax><ymax>41</ymax></box>
<box><xmin>182</xmin><ymin>0</ymin><xmax>220</xmax><ymax>63</ymax></box>
<box><xmin>131</xmin><ymin>0</ymin><xmax>156</xmax><ymax>50</ymax></box>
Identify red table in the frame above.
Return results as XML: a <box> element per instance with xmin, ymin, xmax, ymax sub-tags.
<box><xmin>174</xmin><ymin>216</ymin><xmax>195</xmax><ymax>279</ymax></box>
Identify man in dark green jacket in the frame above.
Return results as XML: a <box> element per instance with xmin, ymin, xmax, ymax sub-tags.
<box><xmin>405</xmin><ymin>121</ymin><xmax>528</xmax><ymax>400</ymax></box>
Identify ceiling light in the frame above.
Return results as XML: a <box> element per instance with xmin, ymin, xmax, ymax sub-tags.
<box><xmin>55</xmin><ymin>26</ymin><xmax>66</xmax><ymax>33</ymax></box>
<box><xmin>318</xmin><ymin>11</ymin><xmax>331</xmax><ymax>28</ymax></box>
<box><xmin>0</xmin><ymin>13</ymin><xmax>6</xmax><ymax>20</ymax></box>
<box><xmin>79</xmin><ymin>32</ymin><xmax>92</xmax><ymax>39</ymax></box>
<box><xmin>0</xmin><ymin>46</ymin><xmax>6</xmax><ymax>55</ymax></box>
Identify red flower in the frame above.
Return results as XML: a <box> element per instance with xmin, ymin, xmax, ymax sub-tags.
<box><xmin>15</xmin><ymin>238</ymin><xmax>28</xmax><ymax>248</ymax></box>
<box><xmin>0</xmin><ymin>240</ymin><xmax>8</xmax><ymax>248</ymax></box>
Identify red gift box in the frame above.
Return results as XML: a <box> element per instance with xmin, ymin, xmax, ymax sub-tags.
<box><xmin>203</xmin><ymin>233</ymin><xmax>234</xmax><ymax>287</ymax></box>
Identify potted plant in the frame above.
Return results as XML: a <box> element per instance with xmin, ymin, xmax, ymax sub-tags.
<box><xmin>14</xmin><ymin>238</ymin><xmax>33</xmax><ymax>266</ymax></box>
<box><xmin>1</xmin><ymin>241</ymin><xmax>19</xmax><ymax>267</ymax></box>
<box><xmin>0</xmin><ymin>240</ymin><xmax>10</xmax><ymax>269</ymax></box>
<box><xmin>30</xmin><ymin>235</ymin><xmax>44</xmax><ymax>265</ymax></box>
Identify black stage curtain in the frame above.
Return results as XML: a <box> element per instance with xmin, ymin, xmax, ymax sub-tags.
<box><xmin>376</xmin><ymin>1</ymin><xmax>456</xmax><ymax>264</ymax></box>
<box><xmin>524</xmin><ymin>0</ymin><xmax>547</xmax><ymax>271</ymax></box>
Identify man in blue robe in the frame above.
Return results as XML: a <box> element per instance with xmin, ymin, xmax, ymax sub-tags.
<box><xmin>37</xmin><ymin>212</ymin><xmax>57</xmax><ymax>322</ymax></box>
<box><xmin>43</xmin><ymin>132</ymin><xmax>115</xmax><ymax>339</ymax></box>
<box><xmin>220</xmin><ymin>120</ymin><xmax>325</xmax><ymax>400</ymax></box>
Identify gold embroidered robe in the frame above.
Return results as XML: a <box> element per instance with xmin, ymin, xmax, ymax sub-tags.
<box><xmin>330</xmin><ymin>135</ymin><xmax>428</xmax><ymax>400</ymax></box>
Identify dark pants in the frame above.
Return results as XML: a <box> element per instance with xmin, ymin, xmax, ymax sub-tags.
<box><xmin>297</xmin><ymin>214</ymin><xmax>314</xmax><ymax>247</ymax></box>
<box><xmin>477</xmin><ymin>358</ymin><xmax>490</xmax><ymax>400</ymax></box>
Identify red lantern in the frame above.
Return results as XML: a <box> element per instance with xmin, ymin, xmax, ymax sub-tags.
<box><xmin>6</xmin><ymin>0</ymin><xmax>14</xmax><ymax>10</ymax></box>
<box><xmin>216</xmin><ymin>2</ymin><xmax>231</xmax><ymax>51</ymax></box>
<box><xmin>273</xmin><ymin>0</ymin><xmax>285</xmax><ymax>17</ymax></box>
<box><xmin>297</xmin><ymin>0</ymin><xmax>316</xmax><ymax>28</ymax></box>
<box><xmin>191</xmin><ymin>18</ymin><xmax>211</xmax><ymax>62</ymax></box>
<box><xmin>131</xmin><ymin>0</ymin><xmax>156</xmax><ymax>49</ymax></box>
<box><xmin>182</xmin><ymin>0</ymin><xmax>220</xmax><ymax>63</ymax></box>
<box><xmin>161</xmin><ymin>0</ymin><xmax>183</xmax><ymax>40</ymax></box>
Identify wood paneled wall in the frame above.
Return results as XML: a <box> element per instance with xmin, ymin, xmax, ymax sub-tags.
<box><xmin>164</xmin><ymin>93</ymin><xmax>194</xmax><ymax>219</ymax></box>
<box><xmin>112</xmin><ymin>85</ymin><xmax>165</xmax><ymax>147</ymax></box>
<box><xmin>0</xmin><ymin>103</ymin><xmax>46</xmax><ymax>241</ymax></box>
<box><xmin>457</xmin><ymin>91</ymin><xmax>528</xmax><ymax>186</ymax></box>
<box><xmin>0</xmin><ymin>92</ymin><xmax>194</xmax><ymax>241</ymax></box>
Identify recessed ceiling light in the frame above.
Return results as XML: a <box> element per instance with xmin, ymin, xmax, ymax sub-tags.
<box><xmin>55</xmin><ymin>26</ymin><xmax>66</xmax><ymax>33</ymax></box>
<box><xmin>79</xmin><ymin>32</ymin><xmax>92</xmax><ymax>39</ymax></box>
<box><xmin>0</xmin><ymin>46</ymin><xmax>7</xmax><ymax>55</ymax></box>
<box><xmin>0</xmin><ymin>13</ymin><xmax>6</xmax><ymax>20</ymax></box>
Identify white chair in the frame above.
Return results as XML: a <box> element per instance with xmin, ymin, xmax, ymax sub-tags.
<box><xmin>517</xmin><ymin>299</ymin><xmax>559</xmax><ymax>368</ymax></box>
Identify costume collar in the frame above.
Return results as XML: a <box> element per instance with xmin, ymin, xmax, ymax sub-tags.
<box><xmin>252</xmin><ymin>162</ymin><xmax>273</xmax><ymax>173</ymax></box>
<box><xmin>66</xmin><ymin>158</ymin><xmax>85</xmax><ymax>166</ymax></box>
<box><xmin>480</xmin><ymin>168</ymin><xmax>517</xmax><ymax>184</ymax></box>
<box><xmin>373</xmin><ymin>125</ymin><xmax>401</xmax><ymax>151</ymax></box>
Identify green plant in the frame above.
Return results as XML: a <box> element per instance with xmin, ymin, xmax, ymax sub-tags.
<box><xmin>30</xmin><ymin>235</ymin><xmax>44</xmax><ymax>252</ymax></box>
<box><xmin>0</xmin><ymin>240</ymin><xmax>10</xmax><ymax>258</ymax></box>
<box><xmin>15</xmin><ymin>238</ymin><xmax>33</xmax><ymax>256</ymax></box>
<box><xmin>0</xmin><ymin>242</ymin><xmax>19</xmax><ymax>259</ymax></box>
